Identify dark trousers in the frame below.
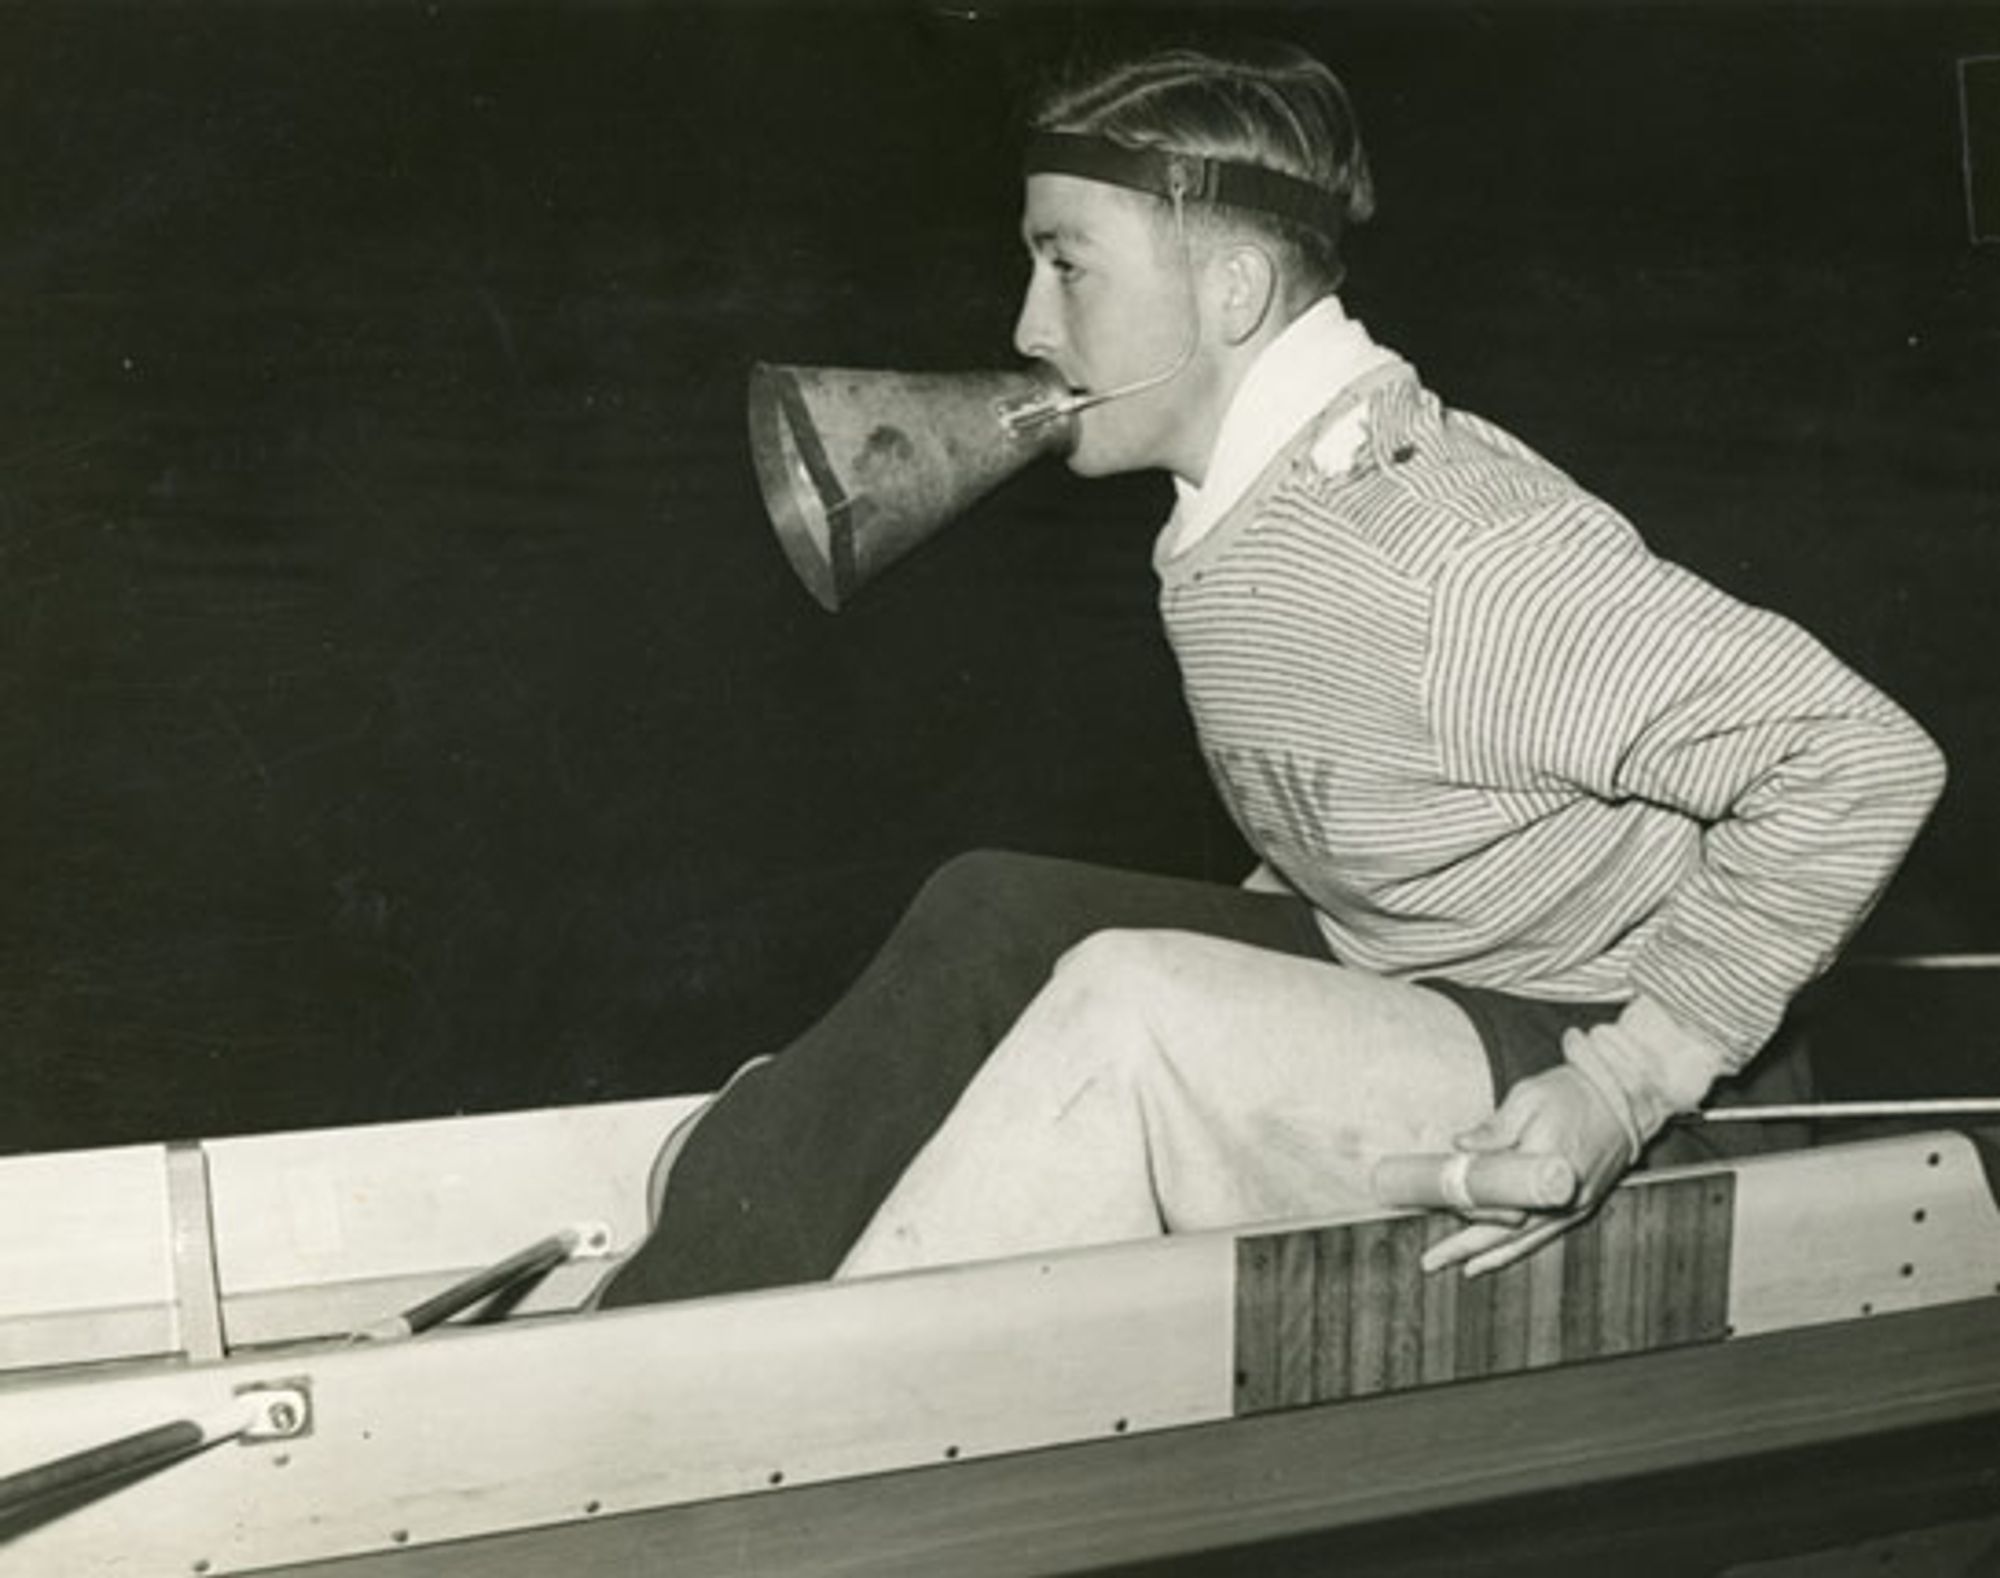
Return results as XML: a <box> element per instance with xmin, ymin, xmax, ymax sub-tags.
<box><xmin>597</xmin><ymin>851</ymin><xmax>1331</xmax><ymax>1305</ymax></box>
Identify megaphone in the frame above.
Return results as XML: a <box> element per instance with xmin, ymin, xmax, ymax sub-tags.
<box><xmin>747</xmin><ymin>362</ymin><xmax>1078</xmax><ymax>611</ymax></box>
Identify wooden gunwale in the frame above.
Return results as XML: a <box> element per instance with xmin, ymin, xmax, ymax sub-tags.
<box><xmin>254</xmin><ymin>1293</ymin><xmax>2000</xmax><ymax>1578</ymax></box>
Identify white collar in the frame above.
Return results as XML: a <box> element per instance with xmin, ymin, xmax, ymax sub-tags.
<box><xmin>1165</xmin><ymin>296</ymin><xmax>1395</xmax><ymax>557</ymax></box>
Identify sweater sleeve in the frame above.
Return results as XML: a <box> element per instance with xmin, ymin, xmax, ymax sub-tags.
<box><xmin>1429</xmin><ymin>503</ymin><xmax>1947</xmax><ymax>1073</ymax></box>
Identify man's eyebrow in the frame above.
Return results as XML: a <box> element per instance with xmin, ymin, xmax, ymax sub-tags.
<box><xmin>1023</xmin><ymin>221</ymin><xmax>1091</xmax><ymax>251</ymax></box>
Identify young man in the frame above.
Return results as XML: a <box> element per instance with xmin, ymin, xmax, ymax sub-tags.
<box><xmin>598</xmin><ymin>40</ymin><xmax>1944</xmax><ymax>1304</ymax></box>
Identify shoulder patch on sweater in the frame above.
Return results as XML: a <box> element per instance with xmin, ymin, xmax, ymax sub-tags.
<box><xmin>1309</xmin><ymin>405</ymin><xmax>1371</xmax><ymax>478</ymax></box>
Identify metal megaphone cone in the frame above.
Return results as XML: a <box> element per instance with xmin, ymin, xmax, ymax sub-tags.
<box><xmin>747</xmin><ymin>362</ymin><xmax>1078</xmax><ymax>611</ymax></box>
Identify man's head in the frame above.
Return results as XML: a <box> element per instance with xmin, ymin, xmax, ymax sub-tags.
<box><xmin>1012</xmin><ymin>40</ymin><xmax>1374</xmax><ymax>481</ymax></box>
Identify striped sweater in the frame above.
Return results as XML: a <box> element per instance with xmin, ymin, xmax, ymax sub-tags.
<box><xmin>1158</xmin><ymin>361</ymin><xmax>1946</xmax><ymax>1072</ymax></box>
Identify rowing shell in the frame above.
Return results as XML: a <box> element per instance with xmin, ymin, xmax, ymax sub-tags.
<box><xmin>2</xmin><ymin>1105</ymin><xmax>1997</xmax><ymax>1576</ymax></box>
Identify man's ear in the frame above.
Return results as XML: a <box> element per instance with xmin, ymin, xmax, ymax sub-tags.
<box><xmin>1216</xmin><ymin>242</ymin><xmax>1279</xmax><ymax>345</ymax></box>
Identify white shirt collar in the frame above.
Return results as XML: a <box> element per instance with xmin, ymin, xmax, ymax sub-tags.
<box><xmin>1165</xmin><ymin>296</ymin><xmax>1395</xmax><ymax>557</ymax></box>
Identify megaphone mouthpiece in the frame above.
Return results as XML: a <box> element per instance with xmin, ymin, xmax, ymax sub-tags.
<box><xmin>748</xmin><ymin>361</ymin><xmax>1077</xmax><ymax>611</ymax></box>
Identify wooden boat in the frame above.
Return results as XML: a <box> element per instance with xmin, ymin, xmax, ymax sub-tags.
<box><xmin>4</xmin><ymin>1097</ymin><xmax>1998</xmax><ymax>1577</ymax></box>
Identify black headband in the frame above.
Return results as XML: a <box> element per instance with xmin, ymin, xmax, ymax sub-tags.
<box><xmin>1023</xmin><ymin>129</ymin><xmax>1339</xmax><ymax>239</ymax></box>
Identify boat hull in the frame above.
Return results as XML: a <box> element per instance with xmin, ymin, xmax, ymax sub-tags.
<box><xmin>3</xmin><ymin>1116</ymin><xmax>1997</xmax><ymax>1576</ymax></box>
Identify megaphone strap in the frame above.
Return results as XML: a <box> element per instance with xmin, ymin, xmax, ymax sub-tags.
<box><xmin>1023</xmin><ymin>130</ymin><xmax>1338</xmax><ymax>238</ymax></box>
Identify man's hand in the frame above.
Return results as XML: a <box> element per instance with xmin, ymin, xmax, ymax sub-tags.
<box><xmin>1419</xmin><ymin>1060</ymin><xmax>1636</xmax><ymax>1279</ymax></box>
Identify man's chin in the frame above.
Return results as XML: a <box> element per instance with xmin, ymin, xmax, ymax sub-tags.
<box><xmin>1062</xmin><ymin>402</ymin><xmax>1164</xmax><ymax>479</ymax></box>
<box><xmin>1063</xmin><ymin>435</ymin><xmax>1138</xmax><ymax>479</ymax></box>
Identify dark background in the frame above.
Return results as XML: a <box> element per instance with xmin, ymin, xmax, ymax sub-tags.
<box><xmin>3</xmin><ymin>1</ymin><xmax>1997</xmax><ymax>1152</ymax></box>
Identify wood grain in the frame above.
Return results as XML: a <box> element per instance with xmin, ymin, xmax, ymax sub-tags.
<box><xmin>1235</xmin><ymin>1172</ymin><xmax>1736</xmax><ymax>1410</ymax></box>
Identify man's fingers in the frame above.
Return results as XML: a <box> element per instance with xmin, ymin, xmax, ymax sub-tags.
<box><xmin>1451</xmin><ymin>1078</ymin><xmax>1548</xmax><ymax>1156</ymax></box>
<box><xmin>1421</xmin><ymin>1208</ymin><xmax>1585</xmax><ymax>1278</ymax></box>
<box><xmin>1451</xmin><ymin>1116</ymin><xmax>1517</xmax><ymax>1154</ymax></box>
<box><xmin>1460</xmin><ymin>1213</ymin><xmax>1576</xmax><ymax>1278</ymax></box>
<box><xmin>1458</xmin><ymin>1205</ymin><xmax>1529</xmax><ymax>1228</ymax></box>
<box><xmin>1419</xmin><ymin>1220</ymin><xmax>1517</xmax><ymax>1273</ymax></box>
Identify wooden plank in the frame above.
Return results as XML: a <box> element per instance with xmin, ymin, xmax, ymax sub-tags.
<box><xmin>1346</xmin><ymin>1219</ymin><xmax>1393</xmax><ymax>1397</ymax></box>
<box><xmin>1383</xmin><ymin>1215</ymin><xmax>1426</xmax><ymax>1390</ymax></box>
<box><xmin>1310</xmin><ymin>1223</ymin><xmax>1353</xmax><ymax>1402</ymax></box>
<box><xmin>1656</xmin><ymin>1174</ymin><xmax>1700</xmax><ymax>1347</ymax></box>
<box><xmin>1560</xmin><ymin>1192</ymin><xmax>1604</xmax><ymax>1362</ymax></box>
<box><xmin>1595</xmin><ymin>1183</ymin><xmax>1641</xmax><ymax>1358</ymax></box>
<box><xmin>1232</xmin><ymin>1236</ymin><xmax>1281</xmax><ymax>1415</ymax></box>
<box><xmin>1273</xmin><ymin>1231</ymin><xmax>1320</xmax><ymax>1408</ymax></box>
<box><xmin>1453</xmin><ymin>1249</ymin><xmax>1496</xmax><ymax>1378</ymax></box>
<box><xmin>1418</xmin><ymin>1215</ymin><xmax>1460</xmax><ymax>1386</ymax></box>
<box><xmin>1694</xmin><ymin>1173</ymin><xmax>1737</xmax><ymax>1341</ymax></box>
<box><xmin>1524</xmin><ymin>1230</ymin><xmax>1567</xmax><ymax>1370</ymax></box>
<box><xmin>1485</xmin><ymin>1251</ymin><xmax>1534</xmax><ymax>1375</ymax></box>
<box><xmin>1631</xmin><ymin>1172</ymin><xmax>1667</xmax><ymax>1350</ymax></box>
<box><xmin>257</xmin><ymin>1295</ymin><xmax>2000</xmax><ymax>1578</ymax></box>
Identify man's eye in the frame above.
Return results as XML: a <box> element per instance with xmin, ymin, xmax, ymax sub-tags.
<box><xmin>1052</xmin><ymin>258</ymin><xmax>1081</xmax><ymax>283</ymax></box>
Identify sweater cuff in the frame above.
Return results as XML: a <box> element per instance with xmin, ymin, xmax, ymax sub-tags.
<box><xmin>1563</xmin><ymin>996</ymin><xmax>1730</xmax><ymax>1153</ymax></box>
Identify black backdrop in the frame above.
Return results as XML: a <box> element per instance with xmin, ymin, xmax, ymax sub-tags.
<box><xmin>4</xmin><ymin>2</ymin><xmax>1997</xmax><ymax>1152</ymax></box>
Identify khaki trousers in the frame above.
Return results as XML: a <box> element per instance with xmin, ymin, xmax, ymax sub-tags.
<box><xmin>840</xmin><ymin>929</ymin><xmax>1491</xmax><ymax>1277</ymax></box>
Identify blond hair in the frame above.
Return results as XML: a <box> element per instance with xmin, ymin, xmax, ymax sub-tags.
<box><xmin>1029</xmin><ymin>39</ymin><xmax>1375</xmax><ymax>291</ymax></box>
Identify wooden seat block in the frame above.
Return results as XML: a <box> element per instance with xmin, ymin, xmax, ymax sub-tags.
<box><xmin>1235</xmin><ymin>1131</ymin><xmax>2000</xmax><ymax>1418</ymax></box>
<box><xmin>1236</xmin><ymin>1170</ymin><xmax>1733</xmax><ymax>1414</ymax></box>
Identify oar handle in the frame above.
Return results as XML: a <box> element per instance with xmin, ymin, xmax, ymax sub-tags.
<box><xmin>1373</xmin><ymin>1152</ymin><xmax>1579</xmax><ymax>1212</ymax></box>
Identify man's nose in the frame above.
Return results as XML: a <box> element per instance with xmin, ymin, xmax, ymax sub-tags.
<box><xmin>1013</xmin><ymin>274</ymin><xmax>1058</xmax><ymax>361</ymax></box>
